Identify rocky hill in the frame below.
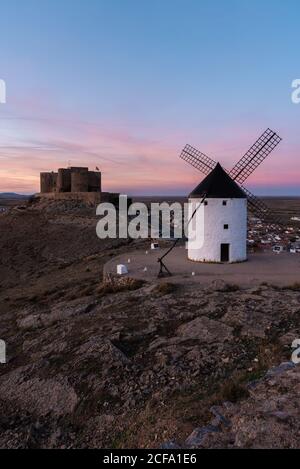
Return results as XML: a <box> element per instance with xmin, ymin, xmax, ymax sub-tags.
<box><xmin>0</xmin><ymin>199</ymin><xmax>299</xmax><ymax>448</ymax></box>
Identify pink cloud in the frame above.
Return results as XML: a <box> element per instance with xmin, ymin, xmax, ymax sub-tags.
<box><xmin>0</xmin><ymin>95</ymin><xmax>298</xmax><ymax>194</ymax></box>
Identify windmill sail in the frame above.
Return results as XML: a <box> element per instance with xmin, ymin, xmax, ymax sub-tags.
<box><xmin>229</xmin><ymin>128</ymin><xmax>282</xmax><ymax>185</ymax></box>
<box><xmin>240</xmin><ymin>185</ymin><xmax>282</xmax><ymax>227</ymax></box>
<box><xmin>180</xmin><ymin>144</ymin><xmax>217</xmax><ymax>175</ymax></box>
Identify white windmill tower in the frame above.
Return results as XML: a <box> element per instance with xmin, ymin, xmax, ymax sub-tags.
<box><xmin>180</xmin><ymin>129</ymin><xmax>282</xmax><ymax>264</ymax></box>
<box><xmin>188</xmin><ymin>163</ymin><xmax>247</xmax><ymax>262</ymax></box>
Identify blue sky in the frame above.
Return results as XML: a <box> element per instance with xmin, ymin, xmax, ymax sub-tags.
<box><xmin>0</xmin><ymin>0</ymin><xmax>299</xmax><ymax>194</ymax></box>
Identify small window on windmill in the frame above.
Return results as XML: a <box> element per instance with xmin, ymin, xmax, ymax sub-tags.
<box><xmin>224</xmin><ymin>224</ymin><xmax>229</xmax><ymax>230</ymax></box>
<box><xmin>223</xmin><ymin>200</ymin><xmax>227</xmax><ymax>206</ymax></box>
<box><xmin>151</xmin><ymin>242</ymin><xmax>160</xmax><ymax>250</ymax></box>
<box><xmin>204</xmin><ymin>201</ymin><xmax>208</xmax><ymax>206</ymax></box>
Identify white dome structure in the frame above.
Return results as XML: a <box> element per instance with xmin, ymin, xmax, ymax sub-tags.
<box><xmin>188</xmin><ymin>163</ymin><xmax>247</xmax><ymax>263</ymax></box>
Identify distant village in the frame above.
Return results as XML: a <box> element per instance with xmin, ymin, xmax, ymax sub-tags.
<box><xmin>247</xmin><ymin>215</ymin><xmax>300</xmax><ymax>254</ymax></box>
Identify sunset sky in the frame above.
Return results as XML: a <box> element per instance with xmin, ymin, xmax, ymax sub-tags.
<box><xmin>0</xmin><ymin>0</ymin><xmax>299</xmax><ymax>195</ymax></box>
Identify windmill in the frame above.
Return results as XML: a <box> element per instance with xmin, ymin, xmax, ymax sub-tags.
<box><xmin>157</xmin><ymin>128</ymin><xmax>282</xmax><ymax>275</ymax></box>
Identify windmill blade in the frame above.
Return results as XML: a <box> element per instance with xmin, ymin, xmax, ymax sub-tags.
<box><xmin>240</xmin><ymin>185</ymin><xmax>283</xmax><ymax>227</ymax></box>
<box><xmin>180</xmin><ymin>142</ymin><xmax>283</xmax><ymax>227</ymax></box>
<box><xmin>229</xmin><ymin>128</ymin><xmax>282</xmax><ymax>184</ymax></box>
<box><xmin>180</xmin><ymin>144</ymin><xmax>217</xmax><ymax>175</ymax></box>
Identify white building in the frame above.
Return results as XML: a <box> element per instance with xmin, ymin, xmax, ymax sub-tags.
<box><xmin>188</xmin><ymin>163</ymin><xmax>247</xmax><ymax>263</ymax></box>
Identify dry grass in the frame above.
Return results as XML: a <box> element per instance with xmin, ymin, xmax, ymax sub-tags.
<box><xmin>282</xmin><ymin>282</ymin><xmax>300</xmax><ymax>291</ymax></box>
<box><xmin>97</xmin><ymin>276</ymin><xmax>144</xmax><ymax>297</ymax></box>
<box><xmin>214</xmin><ymin>283</ymin><xmax>240</xmax><ymax>292</ymax></box>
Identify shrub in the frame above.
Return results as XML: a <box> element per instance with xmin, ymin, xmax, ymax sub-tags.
<box><xmin>97</xmin><ymin>276</ymin><xmax>144</xmax><ymax>297</ymax></box>
<box><xmin>154</xmin><ymin>282</ymin><xmax>177</xmax><ymax>295</ymax></box>
<box><xmin>220</xmin><ymin>379</ymin><xmax>249</xmax><ymax>403</ymax></box>
<box><xmin>223</xmin><ymin>283</ymin><xmax>240</xmax><ymax>292</ymax></box>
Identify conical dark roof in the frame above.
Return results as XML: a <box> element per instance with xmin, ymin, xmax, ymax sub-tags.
<box><xmin>189</xmin><ymin>163</ymin><xmax>246</xmax><ymax>199</ymax></box>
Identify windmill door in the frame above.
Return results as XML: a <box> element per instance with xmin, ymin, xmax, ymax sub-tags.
<box><xmin>221</xmin><ymin>244</ymin><xmax>229</xmax><ymax>262</ymax></box>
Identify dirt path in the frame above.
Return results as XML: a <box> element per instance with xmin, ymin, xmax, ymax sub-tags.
<box><xmin>104</xmin><ymin>247</ymin><xmax>300</xmax><ymax>287</ymax></box>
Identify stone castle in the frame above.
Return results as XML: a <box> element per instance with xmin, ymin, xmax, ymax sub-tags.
<box><xmin>39</xmin><ymin>166</ymin><xmax>118</xmax><ymax>205</ymax></box>
<box><xmin>40</xmin><ymin>166</ymin><xmax>101</xmax><ymax>193</ymax></box>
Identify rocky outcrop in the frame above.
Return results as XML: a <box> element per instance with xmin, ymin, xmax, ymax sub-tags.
<box><xmin>163</xmin><ymin>362</ymin><xmax>300</xmax><ymax>449</ymax></box>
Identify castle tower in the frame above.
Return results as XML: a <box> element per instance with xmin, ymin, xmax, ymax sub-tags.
<box><xmin>188</xmin><ymin>163</ymin><xmax>247</xmax><ymax>263</ymax></box>
<box><xmin>40</xmin><ymin>172</ymin><xmax>57</xmax><ymax>193</ymax></box>
<box><xmin>57</xmin><ymin>168</ymin><xmax>71</xmax><ymax>192</ymax></box>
